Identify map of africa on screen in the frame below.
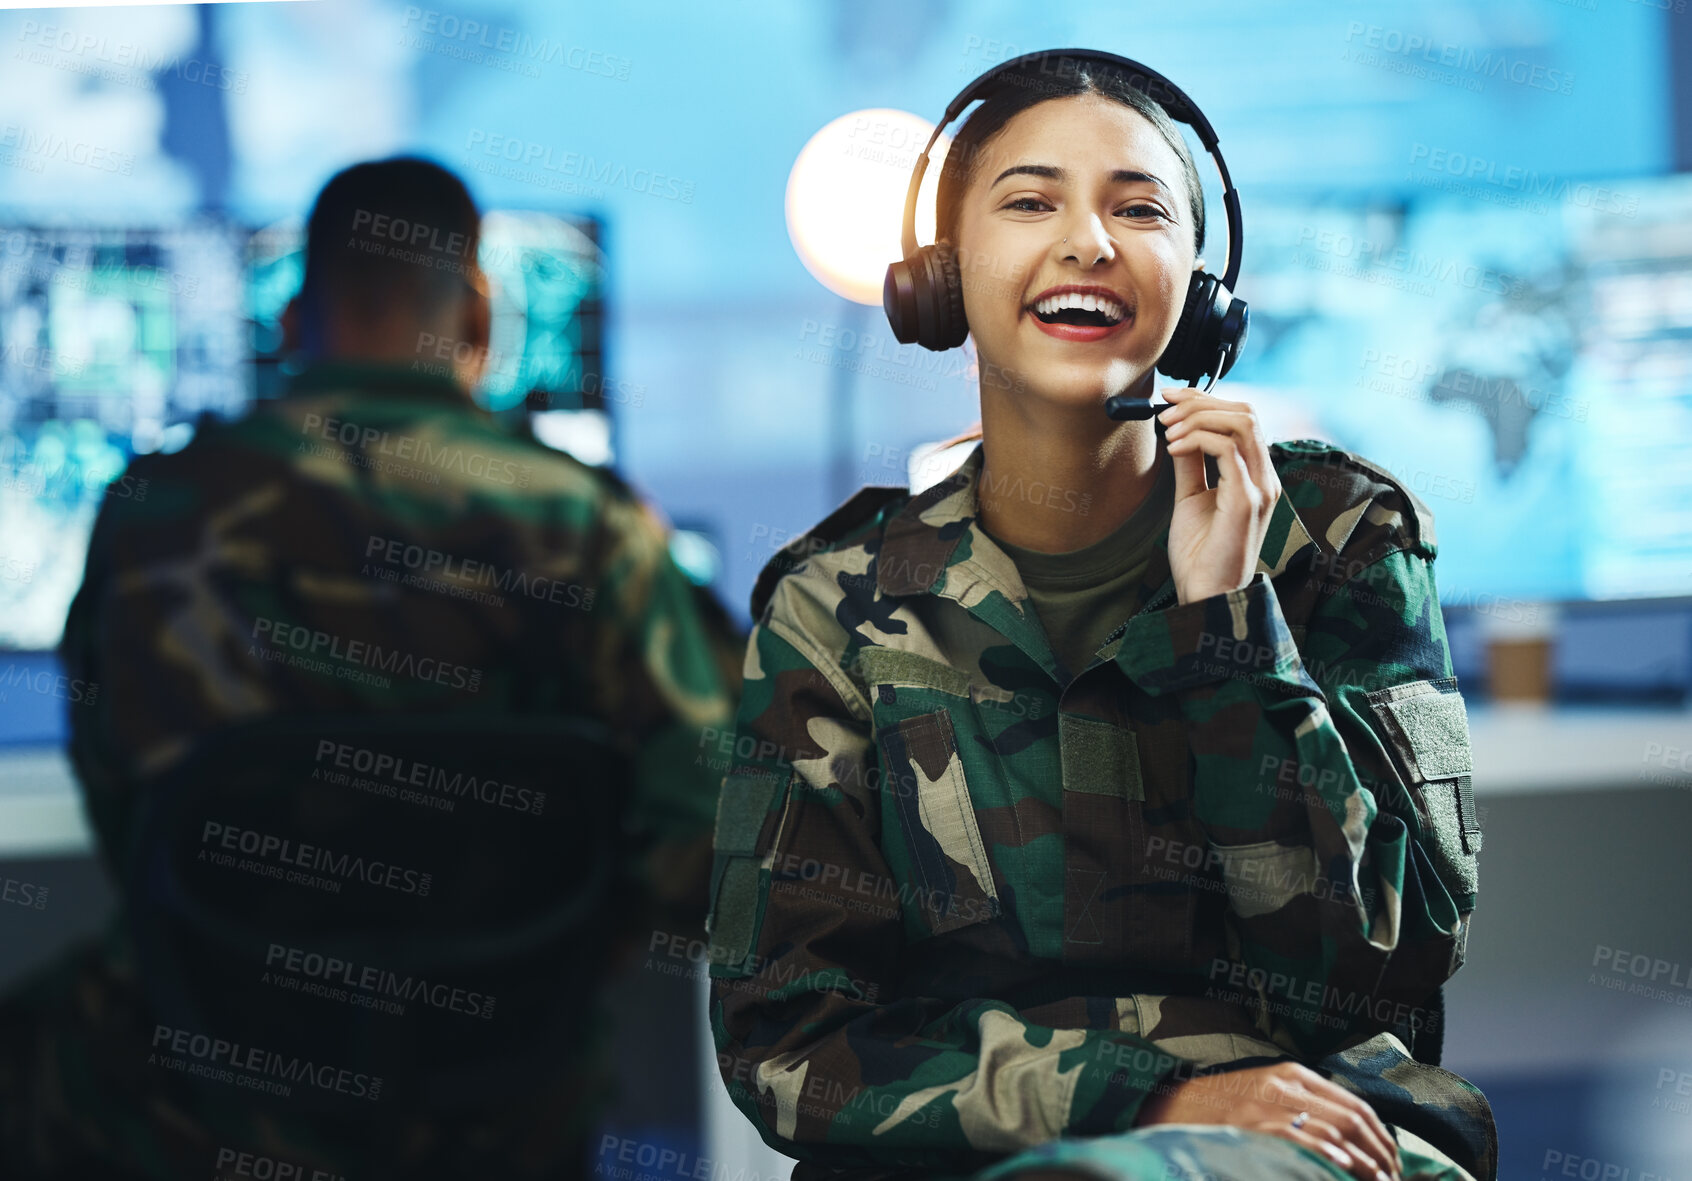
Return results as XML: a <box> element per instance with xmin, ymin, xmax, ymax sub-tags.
<box><xmin>1242</xmin><ymin>172</ymin><xmax>1692</xmax><ymax>606</ymax></box>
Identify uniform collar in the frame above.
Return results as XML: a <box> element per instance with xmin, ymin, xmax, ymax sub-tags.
<box><xmin>283</xmin><ymin>359</ymin><xmax>476</xmax><ymax>408</ymax></box>
<box><xmin>878</xmin><ymin>441</ymin><xmax>1321</xmax><ymax>604</ymax></box>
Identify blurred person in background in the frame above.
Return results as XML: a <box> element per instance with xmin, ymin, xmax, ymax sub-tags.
<box><xmin>706</xmin><ymin>53</ymin><xmax>1492</xmax><ymax>1181</ymax></box>
<box><xmin>0</xmin><ymin>156</ymin><xmax>743</xmax><ymax>1180</ymax></box>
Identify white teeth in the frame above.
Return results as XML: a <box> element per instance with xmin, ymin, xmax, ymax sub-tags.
<box><xmin>1033</xmin><ymin>291</ymin><xmax>1126</xmax><ymax>322</ymax></box>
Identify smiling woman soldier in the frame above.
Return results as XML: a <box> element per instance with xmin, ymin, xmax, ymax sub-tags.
<box><xmin>706</xmin><ymin>50</ymin><xmax>1494</xmax><ymax>1181</ymax></box>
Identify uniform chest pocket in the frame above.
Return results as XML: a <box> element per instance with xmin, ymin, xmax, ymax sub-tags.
<box><xmin>876</xmin><ymin>708</ymin><xmax>1002</xmax><ymax>938</ymax></box>
<box><xmin>1363</xmin><ymin>676</ymin><xmax>1481</xmax><ymax>914</ymax></box>
<box><xmin>859</xmin><ymin>648</ymin><xmax>1001</xmax><ymax>939</ymax></box>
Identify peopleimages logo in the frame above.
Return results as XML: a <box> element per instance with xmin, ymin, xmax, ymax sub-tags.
<box><xmin>249</xmin><ymin>616</ymin><xmax>484</xmax><ymax>694</ymax></box>
<box><xmin>399</xmin><ymin>7</ymin><xmax>632</xmax><ymax>80</ymax></box>
<box><xmin>265</xmin><ymin>943</ymin><xmax>496</xmax><ymax>1019</ymax></box>
<box><xmin>298</xmin><ymin>412</ymin><xmax>531</xmax><ymax>487</ymax></box>
<box><xmin>0</xmin><ymin>123</ymin><xmax>134</xmax><ymax>175</ymax></box>
<box><xmin>1408</xmin><ymin>143</ymin><xmax>1638</xmax><ymax>217</ymax></box>
<box><xmin>214</xmin><ymin>1146</ymin><xmax>345</xmax><ymax>1181</ymax></box>
<box><xmin>150</xmin><ymin>1024</ymin><xmax>380</xmax><ymax>1101</ymax></box>
<box><xmin>363</xmin><ymin>534</ymin><xmax>596</xmax><ymax>612</ymax></box>
<box><xmin>462</xmin><ymin>130</ymin><xmax>695</xmax><ymax>203</ymax></box>
<box><xmin>200</xmin><ymin>821</ymin><xmax>433</xmax><ymax>897</ymax></box>
<box><xmin>313</xmin><ymin>737</ymin><xmax>547</xmax><ymax>815</ymax></box>
<box><xmin>0</xmin><ymin>663</ymin><xmax>98</xmax><ymax>705</ymax></box>
<box><xmin>15</xmin><ymin>18</ymin><xmax>253</xmax><ymax>94</ymax></box>
<box><xmin>1341</xmin><ymin>22</ymin><xmax>1575</xmax><ymax>95</ymax></box>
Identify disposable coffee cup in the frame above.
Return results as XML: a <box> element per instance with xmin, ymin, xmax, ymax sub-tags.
<box><xmin>1475</xmin><ymin>599</ymin><xmax>1560</xmax><ymax>704</ymax></box>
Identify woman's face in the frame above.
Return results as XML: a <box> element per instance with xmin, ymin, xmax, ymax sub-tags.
<box><xmin>953</xmin><ymin>93</ymin><xmax>1199</xmax><ymax>413</ymax></box>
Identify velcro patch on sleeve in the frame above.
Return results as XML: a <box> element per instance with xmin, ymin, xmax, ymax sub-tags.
<box><xmin>1368</xmin><ymin>677</ymin><xmax>1473</xmax><ymax>783</ymax></box>
<box><xmin>706</xmin><ymin>769</ymin><xmax>791</xmax><ymax>975</ymax></box>
<box><xmin>1364</xmin><ymin>677</ymin><xmax>1481</xmax><ymax>904</ymax></box>
<box><xmin>714</xmin><ymin>770</ymin><xmax>783</xmax><ymax>857</ymax></box>
<box><xmin>707</xmin><ymin>856</ymin><xmax>765</xmax><ymax>972</ymax></box>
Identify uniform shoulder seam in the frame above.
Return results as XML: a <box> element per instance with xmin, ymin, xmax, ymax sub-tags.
<box><xmin>762</xmin><ymin>609</ymin><xmax>873</xmax><ymax>723</ymax></box>
<box><xmin>749</xmin><ymin>485</ymin><xmax>910</xmax><ymax>622</ymax></box>
<box><xmin>1270</xmin><ymin>438</ymin><xmax>1438</xmax><ymax>564</ymax></box>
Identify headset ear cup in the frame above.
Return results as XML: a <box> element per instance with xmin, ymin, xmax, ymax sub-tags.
<box><xmin>915</xmin><ymin>247</ymin><xmax>947</xmax><ymax>350</ymax></box>
<box><xmin>1157</xmin><ymin>269</ymin><xmax>1211</xmax><ymax>379</ymax></box>
<box><xmin>884</xmin><ymin>257</ymin><xmax>918</xmax><ymax>344</ymax></box>
<box><xmin>926</xmin><ymin>240</ymin><xmax>968</xmax><ymax>351</ymax></box>
<box><xmin>885</xmin><ymin>245</ymin><xmax>965</xmax><ymax>352</ymax></box>
<box><xmin>1156</xmin><ymin>272</ymin><xmax>1213</xmax><ymax>383</ymax></box>
<box><xmin>1216</xmin><ymin>296</ymin><xmax>1249</xmax><ymax>379</ymax></box>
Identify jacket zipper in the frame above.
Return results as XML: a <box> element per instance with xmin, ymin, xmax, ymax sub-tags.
<box><xmin>1099</xmin><ymin>579</ymin><xmax>1179</xmax><ymax>651</ymax></box>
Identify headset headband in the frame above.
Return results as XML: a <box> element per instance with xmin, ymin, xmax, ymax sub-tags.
<box><xmin>899</xmin><ymin>48</ymin><xmax>1242</xmax><ymax>295</ymax></box>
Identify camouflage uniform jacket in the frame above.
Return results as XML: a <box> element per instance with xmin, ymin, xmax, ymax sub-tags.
<box><xmin>60</xmin><ymin>360</ymin><xmax>742</xmax><ymax>912</ymax></box>
<box><xmin>0</xmin><ymin>360</ymin><xmax>743</xmax><ymax>1178</ymax></box>
<box><xmin>706</xmin><ymin>436</ymin><xmax>1495</xmax><ymax>1180</ymax></box>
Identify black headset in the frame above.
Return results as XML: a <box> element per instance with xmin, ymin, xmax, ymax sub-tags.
<box><xmin>882</xmin><ymin>49</ymin><xmax>1249</xmax><ymax>419</ymax></box>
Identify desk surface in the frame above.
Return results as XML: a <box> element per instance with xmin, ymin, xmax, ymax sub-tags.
<box><xmin>3</xmin><ymin>704</ymin><xmax>1690</xmax><ymax>859</ymax></box>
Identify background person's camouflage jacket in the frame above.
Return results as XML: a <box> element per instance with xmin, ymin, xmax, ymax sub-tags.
<box><xmin>0</xmin><ymin>361</ymin><xmax>743</xmax><ymax>1178</ymax></box>
<box><xmin>707</xmin><ymin>433</ymin><xmax>1495</xmax><ymax>1181</ymax></box>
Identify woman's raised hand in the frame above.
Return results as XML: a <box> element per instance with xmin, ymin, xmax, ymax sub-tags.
<box><xmin>1156</xmin><ymin>385</ymin><xmax>1283</xmax><ymax>605</ymax></box>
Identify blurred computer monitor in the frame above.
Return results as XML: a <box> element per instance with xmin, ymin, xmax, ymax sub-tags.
<box><xmin>247</xmin><ymin>209</ymin><xmax>606</xmax><ymax>419</ymax></box>
<box><xmin>0</xmin><ymin>211</ymin><xmax>608</xmax><ymax>650</ymax></box>
<box><xmin>1223</xmin><ymin>171</ymin><xmax>1692</xmax><ymax>605</ymax></box>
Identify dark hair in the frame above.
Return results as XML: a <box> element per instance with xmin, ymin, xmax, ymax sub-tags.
<box><xmin>299</xmin><ymin>155</ymin><xmax>482</xmax><ymax>321</ymax></box>
<box><xmin>934</xmin><ymin>58</ymin><xmax>1206</xmax><ymax>259</ymax></box>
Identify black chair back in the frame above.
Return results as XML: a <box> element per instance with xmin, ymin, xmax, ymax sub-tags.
<box><xmin>122</xmin><ymin>712</ymin><xmax>632</xmax><ymax>1119</ymax></box>
<box><xmin>1413</xmin><ymin>984</ymin><xmax>1446</xmax><ymax>1066</ymax></box>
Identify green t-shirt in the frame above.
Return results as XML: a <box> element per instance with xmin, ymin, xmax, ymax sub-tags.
<box><xmin>986</xmin><ymin>452</ymin><xmax>1175</xmax><ymax>684</ymax></box>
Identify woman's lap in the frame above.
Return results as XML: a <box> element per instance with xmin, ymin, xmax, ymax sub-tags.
<box><xmin>970</xmin><ymin>1124</ymin><xmax>1476</xmax><ymax>1181</ymax></box>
